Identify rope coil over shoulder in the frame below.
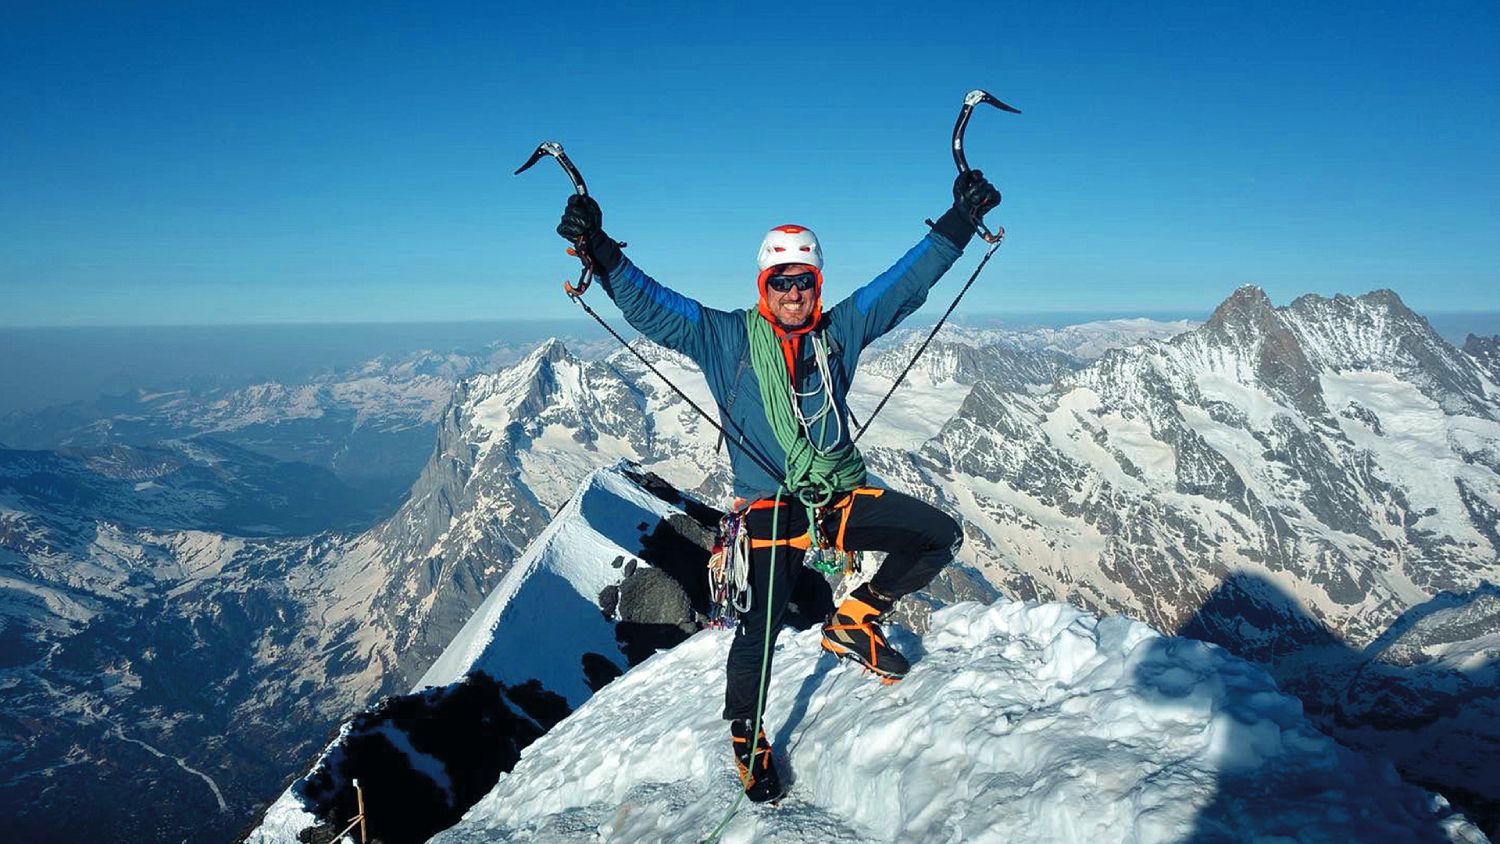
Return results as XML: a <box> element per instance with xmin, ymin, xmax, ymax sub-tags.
<box><xmin>745</xmin><ymin>311</ymin><xmax>866</xmax><ymax>499</ymax></box>
<box><xmin>746</xmin><ymin>310</ymin><xmax>867</xmax><ymax>571</ymax></box>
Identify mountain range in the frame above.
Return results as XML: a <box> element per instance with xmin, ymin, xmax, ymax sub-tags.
<box><xmin>4</xmin><ymin>289</ymin><xmax>1498</xmax><ymax>840</ymax></box>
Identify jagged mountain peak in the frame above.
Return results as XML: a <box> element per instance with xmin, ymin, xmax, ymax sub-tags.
<box><xmin>527</xmin><ymin>335</ymin><xmax>572</xmax><ymax>362</ymax></box>
<box><xmin>447</xmin><ymin>337</ymin><xmax>601</xmax><ymax>449</ymax></box>
<box><xmin>1208</xmin><ymin>283</ymin><xmax>1276</xmax><ymax>320</ymax></box>
<box><xmin>1169</xmin><ymin>285</ymin><xmax>1494</xmax><ymax>418</ymax></box>
<box><xmin>939</xmin><ymin>281</ymin><xmax>1499</xmax><ymax>648</ymax></box>
<box><xmin>1357</xmin><ymin>287</ymin><xmax>1417</xmax><ymax>312</ymax></box>
<box><xmin>1169</xmin><ymin>285</ymin><xmax>1324</xmax><ymax>417</ymax></box>
<box><xmin>1281</xmin><ymin>289</ymin><xmax>1493</xmax><ymax>416</ymax></box>
<box><xmin>1201</xmin><ymin>284</ymin><xmax>1283</xmax><ymax>344</ymax></box>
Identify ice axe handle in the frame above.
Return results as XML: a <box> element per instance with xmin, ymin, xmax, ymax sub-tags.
<box><xmin>515</xmin><ymin>140</ymin><xmax>599</xmax><ymax>295</ymax></box>
<box><xmin>951</xmin><ymin>90</ymin><xmax>1020</xmax><ymax>245</ymax></box>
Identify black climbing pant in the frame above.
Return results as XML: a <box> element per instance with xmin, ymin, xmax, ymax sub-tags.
<box><xmin>721</xmin><ymin>487</ymin><xmax>963</xmax><ymax>721</ymax></box>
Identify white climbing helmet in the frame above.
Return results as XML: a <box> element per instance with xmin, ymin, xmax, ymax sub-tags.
<box><xmin>756</xmin><ymin>224</ymin><xmax>823</xmax><ymax>272</ymax></box>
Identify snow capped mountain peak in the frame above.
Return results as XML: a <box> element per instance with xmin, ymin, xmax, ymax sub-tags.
<box><xmin>917</xmin><ymin>283</ymin><xmax>1498</xmax><ymax>677</ymax></box>
<box><xmin>1282</xmin><ymin>290</ymin><xmax>1495</xmax><ymax>417</ymax></box>
<box><xmin>529</xmin><ymin>335</ymin><xmax>572</xmax><ymax>360</ymax></box>
<box><xmin>462</xmin><ymin>336</ymin><xmax>585</xmax><ymax>446</ymax></box>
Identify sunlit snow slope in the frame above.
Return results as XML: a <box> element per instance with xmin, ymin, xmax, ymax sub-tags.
<box><xmin>434</xmin><ymin>601</ymin><xmax>1485</xmax><ymax>844</ymax></box>
<box><xmin>415</xmin><ymin>464</ymin><xmax>681</xmax><ymax>706</ymax></box>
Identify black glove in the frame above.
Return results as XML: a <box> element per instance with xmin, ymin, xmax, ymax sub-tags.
<box><xmin>556</xmin><ymin>194</ymin><xmax>623</xmax><ymax>275</ymax></box>
<box><xmin>953</xmin><ymin>169</ymin><xmax>1001</xmax><ymax>221</ymax></box>
<box><xmin>930</xmin><ymin>169</ymin><xmax>1001</xmax><ymax>249</ymax></box>
<box><xmin>557</xmin><ymin>193</ymin><xmax>603</xmax><ymax>243</ymax></box>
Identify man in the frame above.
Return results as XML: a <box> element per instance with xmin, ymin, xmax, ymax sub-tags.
<box><xmin>556</xmin><ymin>170</ymin><xmax>1000</xmax><ymax>801</ymax></box>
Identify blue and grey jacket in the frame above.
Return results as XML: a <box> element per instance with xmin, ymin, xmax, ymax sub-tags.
<box><xmin>588</xmin><ymin>209</ymin><xmax>976</xmax><ymax>502</ymax></box>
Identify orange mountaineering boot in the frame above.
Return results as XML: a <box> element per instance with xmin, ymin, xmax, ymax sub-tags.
<box><xmin>820</xmin><ymin>585</ymin><xmax>909</xmax><ymax>683</ymax></box>
<box><xmin>730</xmin><ymin>718</ymin><xmax>784</xmax><ymax>803</ymax></box>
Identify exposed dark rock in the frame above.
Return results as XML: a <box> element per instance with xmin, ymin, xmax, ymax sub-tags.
<box><xmin>294</xmin><ymin>672</ymin><xmax>548</xmax><ymax>844</ymax></box>
<box><xmin>597</xmin><ymin>584</ymin><xmax>619</xmax><ymax>619</ymax></box>
<box><xmin>1205</xmin><ymin>286</ymin><xmax>1324</xmax><ymax>417</ymax></box>
<box><xmin>1463</xmin><ymin>334</ymin><xmax>1500</xmax><ymax>384</ymax></box>
<box><xmin>581</xmin><ymin>652</ymin><xmax>624</xmax><ymax>692</ymax></box>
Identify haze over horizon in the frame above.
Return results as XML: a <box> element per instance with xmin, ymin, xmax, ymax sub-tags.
<box><xmin>2</xmin><ymin>297</ymin><xmax>1496</xmax><ymax>420</ymax></box>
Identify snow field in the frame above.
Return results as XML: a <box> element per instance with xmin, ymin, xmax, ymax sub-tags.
<box><xmin>433</xmin><ymin>600</ymin><xmax>1485</xmax><ymax>843</ymax></box>
<box><xmin>1322</xmin><ymin>370</ymin><xmax>1500</xmax><ymax>549</ymax></box>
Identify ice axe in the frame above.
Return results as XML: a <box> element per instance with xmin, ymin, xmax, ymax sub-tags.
<box><xmin>949</xmin><ymin>89</ymin><xmax>1021</xmax><ymax>245</ymax></box>
<box><xmin>514</xmin><ymin>141</ymin><xmax>623</xmax><ymax>296</ymax></box>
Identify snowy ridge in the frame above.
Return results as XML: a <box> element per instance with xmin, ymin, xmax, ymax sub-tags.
<box><xmin>873</xmin><ymin>318</ymin><xmax>1197</xmax><ymax>360</ymax></box>
<box><xmin>433</xmin><ymin>600</ymin><xmax>1485</xmax><ymax>843</ymax></box>
<box><xmin>1008</xmin><ymin>317</ymin><xmax>1200</xmax><ymax>360</ymax></box>
<box><xmin>416</xmin><ymin>464</ymin><xmax>680</xmax><ymax>705</ymax></box>
<box><xmin>245</xmin><ymin>462</ymin><xmax>716</xmax><ymax>843</ymax></box>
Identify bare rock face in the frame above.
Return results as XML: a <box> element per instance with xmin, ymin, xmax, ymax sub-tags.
<box><xmin>1203</xmin><ymin>285</ymin><xmax>1325</xmax><ymax>418</ymax></box>
<box><xmin>1464</xmin><ymin>333</ymin><xmax>1500</xmax><ymax>385</ymax></box>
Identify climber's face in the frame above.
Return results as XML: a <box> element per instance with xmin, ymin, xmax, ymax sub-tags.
<box><xmin>764</xmin><ymin>264</ymin><xmax>818</xmax><ymax>328</ymax></box>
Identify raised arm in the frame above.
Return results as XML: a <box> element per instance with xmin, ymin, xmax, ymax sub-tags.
<box><xmin>557</xmin><ymin>194</ymin><xmax>715</xmax><ymax>358</ymax></box>
<box><xmin>826</xmin><ymin>171</ymin><xmax>1001</xmax><ymax>353</ymax></box>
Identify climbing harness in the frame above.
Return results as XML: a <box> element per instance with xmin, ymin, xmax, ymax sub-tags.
<box><xmin>707</xmin><ymin>493</ymin><xmax>868</xmax><ymax>625</ymax></box>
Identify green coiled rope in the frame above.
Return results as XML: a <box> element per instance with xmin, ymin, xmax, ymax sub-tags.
<box><xmin>745</xmin><ymin>311</ymin><xmax>865</xmax><ymax>555</ymax></box>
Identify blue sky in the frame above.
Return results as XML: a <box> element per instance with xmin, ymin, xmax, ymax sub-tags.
<box><xmin>1</xmin><ymin>1</ymin><xmax>1496</xmax><ymax>326</ymax></box>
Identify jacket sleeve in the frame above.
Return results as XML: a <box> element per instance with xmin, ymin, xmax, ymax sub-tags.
<box><xmin>592</xmin><ymin>254</ymin><xmax>722</xmax><ymax>361</ymax></box>
<box><xmin>826</xmin><ymin>210</ymin><xmax>973</xmax><ymax>354</ymax></box>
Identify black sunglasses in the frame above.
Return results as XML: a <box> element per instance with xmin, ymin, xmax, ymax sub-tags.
<box><xmin>766</xmin><ymin>271</ymin><xmax>817</xmax><ymax>293</ymax></box>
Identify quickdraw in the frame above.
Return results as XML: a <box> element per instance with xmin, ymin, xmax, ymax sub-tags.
<box><xmin>706</xmin><ymin>511</ymin><xmax>752</xmax><ymax>627</ymax></box>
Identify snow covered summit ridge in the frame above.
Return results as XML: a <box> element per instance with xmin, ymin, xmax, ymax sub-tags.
<box><xmin>436</xmin><ymin>600</ymin><xmax>1485</xmax><ymax>843</ymax></box>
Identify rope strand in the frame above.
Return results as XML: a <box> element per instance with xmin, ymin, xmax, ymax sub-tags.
<box><xmin>852</xmin><ymin>238</ymin><xmax>1002</xmax><ymax>443</ymax></box>
<box><xmin>568</xmin><ymin>294</ymin><xmax>786</xmax><ymax>483</ymax></box>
